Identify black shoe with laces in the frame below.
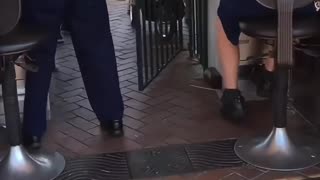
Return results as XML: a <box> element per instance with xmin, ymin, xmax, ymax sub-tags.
<box><xmin>221</xmin><ymin>89</ymin><xmax>247</xmax><ymax>122</ymax></box>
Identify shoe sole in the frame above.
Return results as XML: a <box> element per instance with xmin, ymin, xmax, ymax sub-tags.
<box><xmin>221</xmin><ymin>108</ymin><xmax>246</xmax><ymax>122</ymax></box>
<box><xmin>109</xmin><ymin>130</ymin><xmax>124</xmax><ymax>137</ymax></box>
<box><xmin>100</xmin><ymin>126</ymin><xmax>124</xmax><ymax>137</ymax></box>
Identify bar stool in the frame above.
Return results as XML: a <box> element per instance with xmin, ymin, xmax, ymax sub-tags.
<box><xmin>0</xmin><ymin>0</ymin><xmax>65</xmax><ymax>179</ymax></box>
<box><xmin>234</xmin><ymin>0</ymin><xmax>320</xmax><ymax>171</ymax></box>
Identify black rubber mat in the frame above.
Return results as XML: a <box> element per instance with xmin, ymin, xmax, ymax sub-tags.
<box><xmin>56</xmin><ymin>139</ymin><xmax>243</xmax><ymax>180</ymax></box>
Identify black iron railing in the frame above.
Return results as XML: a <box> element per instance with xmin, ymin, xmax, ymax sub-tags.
<box><xmin>188</xmin><ymin>0</ymin><xmax>208</xmax><ymax>69</ymax></box>
<box><xmin>135</xmin><ymin>0</ymin><xmax>185</xmax><ymax>90</ymax></box>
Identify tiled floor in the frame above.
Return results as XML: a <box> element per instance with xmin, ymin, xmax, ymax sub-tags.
<box><xmin>5</xmin><ymin>0</ymin><xmax>320</xmax><ymax>179</ymax></box>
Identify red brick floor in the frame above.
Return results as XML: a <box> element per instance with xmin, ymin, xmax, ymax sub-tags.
<box><xmin>10</xmin><ymin>0</ymin><xmax>320</xmax><ymax>179</ymax></box>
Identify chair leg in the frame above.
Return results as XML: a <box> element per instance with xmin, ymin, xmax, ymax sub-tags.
<box><xmin>272</xmin><ymin>67</ymin><xmax>288</xmax><ymax>128</ymax></box>
<box><xmin>0</xmin><ymin>57</ymin><xmax>65</xmax><ymax>180</ymax></box>
<box><xmin>234</xmin><ymin>67</ymin><xmax>320</xmax><ymax>171</ymax></box>
<box><xmin>2</xmin><ymin>60</ymin><xmax>22</xmax><ymax>146</ymax></box>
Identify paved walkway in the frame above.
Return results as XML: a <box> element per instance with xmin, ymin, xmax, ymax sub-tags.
<box><xmin>38</xmin><ymin>0</ymin><xmax>320</xmax><ymax>179</ymax></box>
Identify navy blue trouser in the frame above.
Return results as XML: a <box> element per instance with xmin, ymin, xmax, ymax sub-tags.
<box><xmin>21</xmin><ymin>0</ymin><xmax>124</xmax><ymax>137</ymax></box>
<box><xmin>218</xmin><ymin>0</ymin><xmax>318</xmax><ymax>45</ymax></box>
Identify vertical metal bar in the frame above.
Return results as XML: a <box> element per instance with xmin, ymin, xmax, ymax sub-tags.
<box><xmin>175</xmin><ymin>19</ymin><xmax>179</xmax><ymax>54</ymax></box>
<box><xmin>273</xmin><ymin>67</ymin><xmax>289</xmax><ymax>128</ymax></box>
<box><xmin>142</xmin><ymin>0</ymin><xmax>149</xmax><ymax>84</ymax></box>
<box><xmin>277</xmin><ymin>0</ymin><xmax>294</xmax><ymax>66</ymax></box>
<box><xmin>186</xmin><ymin>0</ymin><xmax>193</xmax><ymax>57</ymax></box>
<box><xmin>272</xmin><ymin>0</ymin><xmax>294</xmax><ymax>128</ymax></box>
<box><xmin>176</xmin><ymin>20</ymin><xmax>180</xmax><ymax>51</ymax></box>
<box><xmin>3</xmin><ymin>59</ymin><xmax>21</xmax><ymax>146</ymax></box>
<box><xmin>192</xmin><ymin>0</ymin><xmax>197</xmax><ymax>56</ymax></box>
<box><xmin>160</xmin><ymin>15</ymin><xmax>165</xmax><ymax>67</ymax></box>
<box><xmin>168</xmin><ymin>19</ymin><xmax>173</xmax><ymax>60</ymax></box>
<box><xmin>153</xmin><ymin>2</ymin><xmax>160</xmax><ymax>74</ymax></box>
<box><xmin>200</xmin><ymin>0</ymin><xmax>208</xmax><ymax>69</ymax></box>
<box><xmin>135</xmin><ymin>0</ymin><xmax>144</xmax><ymax>91</ymax></box>
<box><xmin>165</xmin><ymin>20</ymin><xmax>170</xmax><ymax>63</ymax></box>
<box><xmin>171</xmin><ymin>20</ymin><xmax>175</xmax><ymax>58</ymax></box>
<box><xmin>190</xmin><ymin>0</ymin><xmax>194</xmax><ymax>56</ymax></box>
<box><xmin>147</xmin><ymin>0</ymin><xmax>154</xmax><ymax>77</ymax></box>
<box><xmin>196</xmin><ymin>0</ymin><xmax>201</xmax><ymax>56</ymax></box>
<box><xmin>178</xmin><ymin>16</ymin><xmax>183</xmax><ymax>50</ymax></box>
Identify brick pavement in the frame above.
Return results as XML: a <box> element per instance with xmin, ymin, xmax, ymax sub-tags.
<box><xmin>38</xmin><ymin>0</ymin><xmax>320</xmax><ymax>179</ymax></box>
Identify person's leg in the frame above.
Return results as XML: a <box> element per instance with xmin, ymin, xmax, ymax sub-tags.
<box><xmin>216</xmin><ymin>0</ymin><xmax>318</xmax><ymax>121</ymax></box>
<box><xmin>217</xmin><ymin>0</ymin><xmax>275</xmax><ymax>121</ymax></box>
<box><xmin>217</xmin><ymin>0</ymin><xmax>276</xmax><ymax>88</ymax></box>
<box><xmin>68</xmin><ymin>0</ymin><xmax>124</xmax><ymax>136</ymax></box>
<box><xmin>21</xmin><ymin>0</ymin><xmax>64</xmax><ymax>148</ymax></box>
<box><xmin>216</xmin><ymin>17</ymin><xmax>246</xmax><ymax>121</ymax></box>
<box><xmin>216</xmin><ymin>18</ymin><xmax>240</xmax><ymax>90</ymax></box>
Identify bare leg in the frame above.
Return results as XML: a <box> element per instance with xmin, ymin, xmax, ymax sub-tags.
<box><xmin>217</xmin><ymin>17</ymin><xmax>247</xmax><ymax>121</ymax></box>
<box><xmin>216</xmin><ymin>18</ymin><xmax>240</xmax><ymax>89</ymax></box>
<box><xmin>217</xmin><ymin>17</ymin><xmax>275</xmax><ymax>90</ymax></box>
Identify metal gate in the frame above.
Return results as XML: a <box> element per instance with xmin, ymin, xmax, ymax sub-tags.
<box><xmin>189</xmin><ymin>0</ymin><xmax>208</xmax><ymax>69</ymax></box>
<box><xmin>134</xmin><ymin>0</ymin><xmax>185</xmax><ymax>90</ymax></box>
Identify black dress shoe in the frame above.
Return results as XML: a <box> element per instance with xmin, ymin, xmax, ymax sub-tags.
<box><xmin>22</xmin><ymin>135</ymin><xmax>42</xmax><ymax>150</ymax></box>
<box><xmin>221</xmin><ymin>89</ymin><xmax>247</xmax><ymax>122</ymax></box>
<box><xmin>100</xmin><ymin>120</ymin><xmax>124</xmax><ymax>137</ymax></box>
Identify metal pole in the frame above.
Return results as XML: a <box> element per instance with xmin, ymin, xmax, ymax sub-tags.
<box><xmin>0</xmin><ymin>57</ymin><xmax>65</xmax><ymax>180</ymax></box>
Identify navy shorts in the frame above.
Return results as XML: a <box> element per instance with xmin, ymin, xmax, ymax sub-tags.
<box><xmin>217</xmin><ymin>0</ymin><xmax>318</xmax><ymax>45</ymax></box>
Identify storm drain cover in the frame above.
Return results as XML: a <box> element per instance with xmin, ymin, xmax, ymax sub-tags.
<box><xmin>55</xmin><ymin>153</ymin><xmax>130</xmax><ymax>180</ymax></box>
<box><xmin>127</xmin><ymin>146</ymin><xmax>193</xmax><ymax>179</ymax></box>
<box><xmin>56</xmin><ymin>139</ymin><xmax>243</xmax><ymax>179</ymax></box>
<box><xmin>186</xmin><ymin>139</ymin><xmax>244</xmax><ymax>170</ymax></box>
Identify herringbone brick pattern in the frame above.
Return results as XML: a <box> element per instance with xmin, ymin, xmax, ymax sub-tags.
<box><xmin>38</xmin><ymin>0</ymin><xmax>320</xmax><ymax>179</ymax></box>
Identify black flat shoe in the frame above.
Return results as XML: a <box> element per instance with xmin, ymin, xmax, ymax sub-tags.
<box><xmin>100</xmin><ymin>120</ymin><xmax>124</xmax><ymax>137</ymax></box>
<box><xmin>22</xmin><ymin>135</ymin><xmax>42</xmax><ymax>150</ymax></box>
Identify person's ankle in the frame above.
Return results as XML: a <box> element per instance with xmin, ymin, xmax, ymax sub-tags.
<box><xmin>264</xmin><ymin>64</ymin><xmax>274</xmax><ymax>72</ymax></box>
<box><xmin>223</xmin><ymin>88</ymin><xmax>240</xmax><ymax>92</ymax></box>
<box><xmin>262</xmin><ymin>67</ymin><xmax>274</xmax><ymax>81</ymax></box>
<box><xmin>223</xmin><ymin>88</ymin><xmax>240</xmax><ymax>94</ymax></box>
<box><xmin>222</xmin><ymin>89</ymin><xmax>242</xmax><ymax>100</ymax></box>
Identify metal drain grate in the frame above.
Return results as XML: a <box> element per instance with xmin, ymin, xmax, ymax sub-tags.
<box><xmin>127</xmin><ymin>146</ymin><xmax>193</xmax><ymax>179</ymax></box>
<box><xmin>185</xmin><ymin>139</ymin><xmax>244</xmax><ymax>170</ymax></box>
<box><xmin>56</xmin><ymin>139</ymin><xmax>243</xmax><ymax>179</ymax></box>
<box><xmin>55</xmin><ymin>153</ymin><xmax>130</xmax><ymax>180</ymax></box>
